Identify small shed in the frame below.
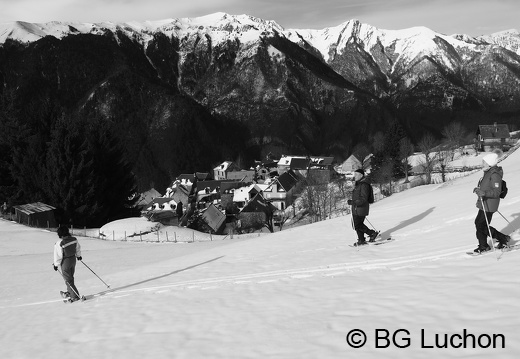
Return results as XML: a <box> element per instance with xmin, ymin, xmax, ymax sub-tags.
<box><xmin>13</xmin><ymin>202</ymin><xmax>56</xmax><ymax>228</ymax></box>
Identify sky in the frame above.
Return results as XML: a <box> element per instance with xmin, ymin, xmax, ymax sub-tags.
<box><xmin>0</xmin><ymin>0</ymin><xmax>518</xmax><ymax>37</ymax></box>
<box><xmin>2</xmin><ymin>146</ymin><xmax>520</xmax><ymax>358</ymax></box>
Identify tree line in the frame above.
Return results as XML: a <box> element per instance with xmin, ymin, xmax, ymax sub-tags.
<box><xmin>0</xmin><ymin>93</ymin><xmax>139</xmax><ymax>227</ymax></box>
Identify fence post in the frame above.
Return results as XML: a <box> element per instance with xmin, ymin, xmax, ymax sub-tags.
<box><xmin>157</xmin><ymin>230</ymin><xmax>160</xmax><ymax>242</ymax></box>
<box><xmin>192</xmin><ymin>231</ymin><xmax>194</xmax><ymax>242</ymax></box>
<box><xmin>174</xmin><ymin>232</ymin><xmax>177</xmax><ymax>243</ymax></box>
<box><xmin>113</xmin><ymin>230</ymin><xmax>115</xmax><ymax>241</ymax></box>
<box><xmin>124</xmin><ymin>231</ymin><xmax>127</xmax><ymax>241</ymax></box>
<box><xmin>166</xmin><ymin>232</ymin><xmax>169</xmax><ymax>242</ymax></box>
<box><xmin>140</xmin><ymin>231</ymin><xmax>142</xmax><ymax>242</ymax></box>
<box><xmin>84</xmin><ymin>226</ymin><xmax>86</xmax><ymax>237</ymax></box>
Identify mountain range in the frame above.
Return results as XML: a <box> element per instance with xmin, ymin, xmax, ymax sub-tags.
<box><xmin>1</xmin><ymin>13</ymin><xmax>519</xmax><ymax>191</ymax></box>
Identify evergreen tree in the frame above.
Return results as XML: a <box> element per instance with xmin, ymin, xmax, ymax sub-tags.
<box><xmin>44</xmin><ymin>116</ymin><xmax>91</xmax><ymax>224</ymax></box>
<box><xmin>82</xmin><ymin>124</ymin><xmax>139</xmax><ymax>226</ymax></box>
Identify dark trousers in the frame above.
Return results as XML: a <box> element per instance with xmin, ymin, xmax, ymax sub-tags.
<box><xmin>61</xmin><ymin>257</ymin><xmax>79</xmax><ymax>299</ymax></box>
<box><xmin>352</xmin><ymin>215</ymin><xmax>373</xmax><ymax>241</ymax></box>
<box><xmin>474</xmin><ymin>210</ymin><xmax>507</xmax><ymax>248</ymax></box>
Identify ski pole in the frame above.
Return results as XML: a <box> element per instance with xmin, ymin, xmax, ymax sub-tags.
<box><xmin>80</xmin><ymin>260</ymin><xmax>110</xmax><ymax>288</ymax></box>
<box><xmin>365</xmin><ymin>217</ymin><xmax>377</xmax><ymax>231</ymax></box>
<box><xmin>496</xmin><ymin>210</ymin><xmax>511</xmax><ymax>224</ymax></box>
<box><xmin>480</xmin><ymin>197</ymin><xmax>498</xmax><ymax>260</ymax></box>
<box><xmin>56</xmin><ymin>267</ymin><xmax>81</xmax><ymax>299</ymax></box>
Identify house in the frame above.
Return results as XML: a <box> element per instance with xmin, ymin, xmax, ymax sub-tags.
<box><xmin>277</xmin><ymin>156</ymin><xmax>311</xmax><ymax>175</ymax></box>
<box><xmin>13</xmin><ymin>202</ymin><xmax>56</xmax><ymax>228</ymax></box>
<box><xmin>232</xmin><ymin>184</ymin><xmax>269</xmax><ymax>209</ymax></box>
<box><xmin>309</xmin><ymin>156</ymin><xmax>334</xmax><ymax>169</ymax></box>
<box><xmin>213</xmin><ymin>161</ymin><xmax>240</xmax><ymax>180</ymax></box>
<box><xmin>262</xmin><ymin>170</ymin><xmax>300</xmax><ymax>210</ymax></box>
<box><xmin>476</xmin><ymin>123</ymin><xmax>511</xmax><ymax>151</ymax></box>
<box><xmin>336</xmin><ymin>154</ymin><xmax>372</xmax><ymax>174</ymax></box>
<box><xmin>226</xmin><ymin>169</ymin><xmax>255</xmax><ymax>183</ymax></box>
<box><xmin>136</xmin><ymin>188</ymin><xmax>162</xmax><ymax>210</ymax></box>
<box><xmin>236</xmin><ymin>193</ymin><xmax>278</xmax><ymax>232</ymax></box>
<box><xmin>144</xmin><ymin>197</ymin><xmax>177</xmax><ymax>212</ymax></box>
<box><xmin>220</xmin><ymin>181</ymin><xmax>250</xmax><ymax>210</ymax></box>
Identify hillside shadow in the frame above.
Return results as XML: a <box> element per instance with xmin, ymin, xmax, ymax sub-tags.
<box><xmin>379</xmin><ymin>207</ymin><xmax>435</xmax><ymax>239</ymax></box>
<box><xmin>84</xmin><ymin>256</ymin><xmax>224</xmax><ymax>299</ymax></box>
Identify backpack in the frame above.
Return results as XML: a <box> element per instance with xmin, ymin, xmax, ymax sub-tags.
<box><xmin>366</xmin><ymin>182</ymin><xmax>375</xmax><ymax>204</ymax></box>
<box><xmin>500</xmin><ymin>180</ymin><xmax>508</xmax><ymax>199</ymax></box>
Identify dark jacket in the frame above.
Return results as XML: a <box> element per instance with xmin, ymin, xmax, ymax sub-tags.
<box><xmin>351</xmin><ymin>178</ymin><xmax>371</xmax><ymax>216</ymax></box>
<box><xmin>476</xmin><ymin>166</ymin><xmax>503</xmax><ymax>213</ymax></box>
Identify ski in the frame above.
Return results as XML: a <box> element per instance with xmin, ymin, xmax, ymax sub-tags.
<box><xmin>63</xmin><ymin>296</ymin><xmax>86</xmax><ymax>304</ymax></box>
<box><xmin>466</xmin><ymin>243</ymin><xmax>520</xmax><ymax>256</ymax></box>
<box><xmin>370</xmin><ymin>237</ymin><xmax>394</xmax><ymax>245</ymax></box>
<box><xmin>349</xmin><ymin>237</ymin><xmax>393</xmax><ymax>248</ymax></box>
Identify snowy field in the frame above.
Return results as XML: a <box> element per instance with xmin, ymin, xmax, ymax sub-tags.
<box><xmin>2</xmin><ymin>150</ymin><xmax>520</xmax><ymax>358</ymax></box>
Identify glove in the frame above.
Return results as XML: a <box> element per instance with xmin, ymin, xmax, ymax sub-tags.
<box><xmin>77</xmin><ymin>256</ymin><xmax>82</xmax><ymax>261</ymax></box>
<box><xmin>53</xmin><ymin>264</ymin><xmax>58</xmax><ymax>271</ymax></box>
<box><xmin>473</xmin><ymin>188</ymin><xmax>485</xmax><ymax>197</ymax></box>
<box><xmin>347</xmin><ymin>200</ymin><xmax>352</xmax><ymax>205</ymax></box>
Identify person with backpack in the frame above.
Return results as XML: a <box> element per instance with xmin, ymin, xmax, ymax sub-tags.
<box><xmin>53</xmin><ymin>225</ymin><xmax>82</xmax><ymax>302</ymax></box>
<box><xmin>348</xmin><ymin>169</ymin><xmax>379</xmax><ymax>246</ymax></box>
<box><xmin>472</xmin><ymin>152</ymin><xmax>510</xmax><ymax>254</ymax></box>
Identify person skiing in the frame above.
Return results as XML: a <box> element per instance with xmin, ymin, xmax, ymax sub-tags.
<box><xmin>348</xmin><ymin>169</ymin><xmax>379</xmax><ymax>246</ymax></box>
<box><xmin>472</xmin><ymin>152</ymin><xmax>510</xmax><ymax>254</ymax></box>
<box><xmin>53</xmin><ymin>225</ymin><xmax>82</xmax><ymax>302</ymax></box>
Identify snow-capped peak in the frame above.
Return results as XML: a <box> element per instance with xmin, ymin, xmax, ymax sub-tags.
<box><xmin>0</xmin><ymin>12</ymin><xmax>285</xmax><ymax>46</ymax></box>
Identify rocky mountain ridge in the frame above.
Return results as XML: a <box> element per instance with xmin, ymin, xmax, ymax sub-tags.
<box><xmin>1</xmin><ymin>13</ymin><xmax>520</xmax><ymax>192</ymax></box>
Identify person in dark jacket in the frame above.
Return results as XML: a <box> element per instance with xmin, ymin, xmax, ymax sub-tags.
<box><xmin>348</xmin><ymin>169</ymin><xmax>379</xmax><ymax>246</ymax></box>
<box><xmin>472</xmin><ymin>153</ymin><xmax>510</xmax><ymax>253</ymax></box>
<box><xmin>53</xmin><ymin>225</ymin><xmax>82</xmax><ymax>301</ymax></box>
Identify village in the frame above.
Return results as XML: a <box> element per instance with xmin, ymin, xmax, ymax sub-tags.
<box><xmin>2</xmin><ymin>123</ymin><xmax>517</xmax><ymax>239</ymax></box>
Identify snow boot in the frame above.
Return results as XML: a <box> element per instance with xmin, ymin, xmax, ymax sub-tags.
<box><xmin>368</xmin><ymin>231</ymin><xmax>380</xmax><ymax>242</ymax></box>
<box><xmin>60</xmin><ymin>291</ymin><xmax>70</xmax><ymax>299</ymax></box>
<box><xmin>497</xmin><ymin>235</ymin><xmax>511</xmax><ymax>249</ymax></box>
<box><xmin>354</xmin><ymin>240</ymin><xmax>368</xmax><ymax>247</ymax></box>
<box><xmin>473</xmin><ymin>245</ymin><xmax>491</xmax><ymax>254</ymax></box>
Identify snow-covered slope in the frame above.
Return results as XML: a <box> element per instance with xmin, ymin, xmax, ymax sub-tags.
<box><xmin>2</xmin><ymin>148</ymin><xmax>520</xmax><ymax>358</ymax></box>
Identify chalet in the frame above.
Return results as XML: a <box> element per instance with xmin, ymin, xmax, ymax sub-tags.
<box><xmin>232</xmin><ymin>184</ymin><xmax>269</xmax><ymax>209</ymax></box>
<box><xmin>476</xmin><ymin>123</ymin><xmax>511</xmax><ymax>151</ymax></box>
<box><xmin>336</xmin><ymin>154</ymin><xmax>372</xmax><ymax>174</ymax></box>
<box><xmin>236</xmin><ymin>193</ymin><xmax>278</xmax><ymax>232</ymax></box>
<box><xmin>13</xmin><ymin>202</ymin><xmax>56</xmax><ymax>228</ymax></box>
<box><xmin>136</xmin><ymin>188</ymin><xmax>162</xmax><ymax>210</ymax></box>
<box><xmin>263</xmin><ymin>170</ymin><xmax>300</xmax><ymax>210</ymax></box>
<box><xmin>213</xmin><ymin>161</ymin><xmax>240</xmax><ymax>180</ymax></box>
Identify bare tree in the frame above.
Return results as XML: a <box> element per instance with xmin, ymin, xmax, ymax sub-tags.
<box><xmin>441</xmin><ymin>122</ymin><xmax>468</xmax><ymax>158</ymax></box>
<box><xmin>437</xmin><ymin>147</ymin><xmax>452</xmax><ymax>182</ymax></box>
<box><xmin>417</xmin><ymin>133</ymin><xmax>439</xmax><ymax>184</ymax></box>
<box><xmin>399</xmin><ymin>137</ymin><xmax>414</xmax><ymax>183</ymax></box>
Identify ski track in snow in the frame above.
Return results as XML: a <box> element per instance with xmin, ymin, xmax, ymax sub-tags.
<box><xmin>2</xmin><ymin>243</ymin><xmax>475</xmax><ymax>309</ymax></box>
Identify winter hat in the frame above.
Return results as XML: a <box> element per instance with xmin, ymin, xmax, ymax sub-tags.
<box><xmin>354</xmin><ymin>169</ymin><xmax>365</xmax><ymax>176</ymax></box>
<box><xmin>482</xmin><ymin>153</ymin><xmax>498</xmax><ymax>167</ymax></box>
